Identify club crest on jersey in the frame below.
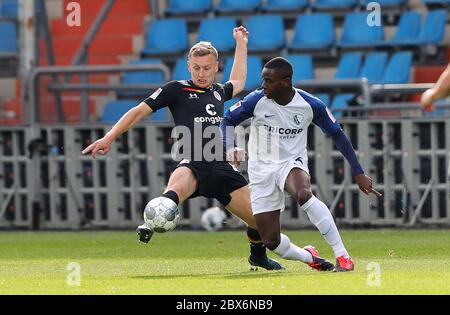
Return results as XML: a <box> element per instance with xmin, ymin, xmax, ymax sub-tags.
<box><xmin>293</xmin><ymin>114</ymin><xmax>304</xmax><ymax>125</ymax></box>
<box><xmin>206</xmin><ymin>104</ymin><xmax>217</xmax><ymax>116</ymax></box>
<box><xmin>229</xmin><ymin>101</ymin><xmax>241</xmax><ymax>112</ymax></box>
<box><xmin>213</xmin><ymin>91</ymin><xmax>222</xmax><ymax>101</ymax></box>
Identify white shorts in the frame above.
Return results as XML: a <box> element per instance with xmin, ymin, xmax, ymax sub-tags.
<box><xmin>248</xmin><ymin>159</ymin><xmax>309</xmax><ymax>215</ymax></box>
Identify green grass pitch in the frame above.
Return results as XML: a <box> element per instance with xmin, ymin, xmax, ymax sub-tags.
<box><xmin>0</xmin><ymin>229</ymin><xmax>449</xmax><ymax>294</ymax></box>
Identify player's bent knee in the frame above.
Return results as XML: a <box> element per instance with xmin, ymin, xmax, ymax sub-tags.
<box><xmin>295</xmin><ymin>188</ymin><xmax>313</xmax><ymax>206</ymax></box>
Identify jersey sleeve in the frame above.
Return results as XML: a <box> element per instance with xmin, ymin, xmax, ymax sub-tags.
<box><xmin>223</xmin><ymin>89</ymin><xmax>264</xmax><ymax>126</ymax></box>
<box><xmin>300</xmin><ymin>91</ymin><xmax>341</xmax><ymax>136</ymax></box>
<box><xmin>143</xmin><ymin>81</ymin><xmax>178</xmax><ymax>112</ymax></box>
<box><xmin>222</xmin><ymin>81</ymin><xmax>234</xmax><ymax>102</ymax></box>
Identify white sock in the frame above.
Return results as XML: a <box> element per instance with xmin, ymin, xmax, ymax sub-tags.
<box><xmin>301</xmin><ymin>196</ymin><xmax>349</xmax><ymax>258</ymax></box>
<box><xmin>273</xmin><ymin>233</ymin><xmax>313</xmax><ymax>263</ymax></box>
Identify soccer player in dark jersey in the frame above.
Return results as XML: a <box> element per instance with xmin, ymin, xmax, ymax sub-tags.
<box><xmin>82</xmin><ymin>27</ymin><xmax>283</xmax><ymax>270</ymax></box>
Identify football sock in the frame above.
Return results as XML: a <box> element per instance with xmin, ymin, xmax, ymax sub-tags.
<box><xmin>273</xmin><ymin>233</ymin><xmax>313</xmax><ymax>263</ymax></box>
<box><xmin>246</xmin><ymin>227</ymin><xmax>266</xmax><ymax>257</ymax></box>
<box><xmin>301</xmin><ymin>195</ymin><xmax>349</xmax><ymax>258</ymax></box>
<box><xmin>162</xmin><ymin>190</ymin><xmax>179</xmax><ymax>206</ymax></box>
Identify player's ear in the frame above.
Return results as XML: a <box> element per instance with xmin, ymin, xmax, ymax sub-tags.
<box><xmin>187</xmin><ymin>60</ymin><xmax>192</xmax><ymax>73</ymax></box>
<box><xmin>214</xmin><ymin>60</ymin><xmax>219</xmax><ymax>73</ymax></box>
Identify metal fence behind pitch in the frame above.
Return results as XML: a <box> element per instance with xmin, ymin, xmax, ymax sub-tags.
<box><xmin>1</xmin><ymin>117</ymin><xmax>449</xmax><ymax>229</ymax></box>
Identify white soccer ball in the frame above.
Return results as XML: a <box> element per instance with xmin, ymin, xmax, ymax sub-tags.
<box><xmin>144</xmin><ymin>197</ymin><xmax>180</xmax><ymax>233</ymax></box>
<box><xmin>201</xmin><ymin>206</ymin><xmax>227</xmax><ymax>231</ymax></box>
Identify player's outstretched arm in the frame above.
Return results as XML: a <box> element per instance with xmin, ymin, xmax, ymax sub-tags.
<box><xmin>331</xmin><ymin>130</ymin><xmax>382</xmax><ymax>197</ymax></box>
<box><xmin>421</xmin><ymin>63</ymin><xmax>450</xmax><ymax>112</ymax></box>
<box><xmin>81</xmin><ymin>102</ymin><xmax>152</xmax><ymax>159</ymax></box>
<box><xmin>228</xmin><ymin>26</ymin><xmax>249</xmax><ymax>97</ymax></box>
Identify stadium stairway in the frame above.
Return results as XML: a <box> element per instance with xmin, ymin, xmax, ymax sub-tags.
<box><xmin>37</xmin><ymin>0</ymin><xmax>150</xmax><ymax>123</ymax></box>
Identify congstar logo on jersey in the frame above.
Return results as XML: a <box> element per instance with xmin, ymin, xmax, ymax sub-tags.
<box><xmin>194</xmin><ymin>116</ymin><xmax>223</xmax><ymax>124</ymax></box>
<box><xmin>194</xmin><ymin>104</ymin><xmax>222</xmax><ymax>123</ymax></box>
<box><xmin>263</xmin><ymin>124</ymin><xmax>303</xmax><ymax>135</ymax></box>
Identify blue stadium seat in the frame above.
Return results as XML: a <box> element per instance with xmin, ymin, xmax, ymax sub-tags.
<box><xmin>386</xmin><ymin>11</ymin><xmax>421</xmax><ymax>45</ymax></box>
<box><xmin>224</xmin><ymin>97</ymin><xmax>241</xmax><ymax>112</ymax></box>
<box><xmin>197</xmin><ymin>17</ymin><xmax>236</xmax><ymax>53</ymax></box>
<box><xmin>337</xmin><ymin>12</ymin><xmax>384</xmax><ymax>48</ymax></box>
<box><xmin>142</xmin><ymin>19</ymin><xmax>188</xmax><ymax>56</ymax></box>
<box><xmin>286</xmin><ymin>55</ymin><xmax>314</xmax><ymax>84</ymax></box>
<box><xmin>360</xmin><ymin>52</ymin><xmax>388</xmax><ymax>83</ymax></box>
<box><xmin>331</xmin><ymin>94</ymin><xmax>354</xmax><ymax>119</ymax></box>
<box><xmin>118</xmin><ymin>59</ymin><xmax>166</xmax><ymax>98</ymax></box>
<box><xmin>215</xmin><ymin>0</ymin><xmax>261</xmax><ymax>13</ymax></box>
<box><xmin>334</xmin><ymin>52</ymin><xmax>363</xmax><ymax>79</ymax></box>
<box><xmin>101</xmin><ymin>100</ymin><xmax>137</xmax><ymax>123</ymax></box>
<box><xmin>0</xmin><ymin>0</ymin><xmax>18</xmax><ymax>17</ymax></box>
<box><xmin>172</xmin><ymin>57</ymin><xmax>190</xmax><ymax>80</ymax></box>
<box><xmin>0</xmin><ymin>21</ymin><xmax>17</xmax><ymax>53</ymax></box>
<box><xmin>261</xmin><ymin>0</ymin><xmax>308</xmax><ymax>12</ymax></box>
<box><xmin>288</xmin><ymin>13</ymin><xmax>335</xmax><ymax>50</ymax></box>
<box><xmin>415</xmin><ymin>9</ymin><xmax>447</xmax><ymax>45</ymax></box>
<box><xmin>313</xmin><ymin>0</ymin><xmax>358</xmax><ymax>9</ymax></box>
<box><xmin>381</xmin><ymin>51</ymin><xmax>413</xmax><ymax>84</ymax></box>
<box><xmin>165</xmin><ymin>0</ymin><xmax>212</xmax><ymax>15</ymax></box>
<box><xmin>360</xmin><ymin>0</ymin><xmax>405</xmax><ymax>6</ymax></box>
<box><xmin>315</xmin><ymin>93</ymin><xmax>330</xmax><ymax>107</ymax></box>
<box><xmin>222</xmin><ymin>56</ymin><xmax>263</xmax><ymax>91</ymax></box>
<box><xmin>247</xmin><ymin>15</ymin><xmax>285</xmax><ymax>52</ymax></box>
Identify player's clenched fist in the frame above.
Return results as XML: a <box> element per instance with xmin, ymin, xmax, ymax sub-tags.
<box><xmin>226</xmin><ymin>147</ymin><xmax>247</xmax><ymax>167</ymax></box>
<box><xmin>233</xmin><ymin>26</ymin><xmax>249</xmax><ymax>45</ymax></box>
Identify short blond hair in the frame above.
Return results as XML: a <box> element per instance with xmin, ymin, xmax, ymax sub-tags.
<box><xmin>188</xmin><ymin>41</ymin><xmax>218</xmax><ymax>60</ymax></box>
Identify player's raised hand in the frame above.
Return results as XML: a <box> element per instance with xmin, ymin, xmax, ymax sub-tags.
<box><xmin>233</xmin><ymin>26</ymin><xmax>249</xmax><ymax>45</ymax></box>
<box><xmin>355</xmin><ymin>174</ymin><xmax>382</xmax><ymax>197</ymax></box>
<box><xmin>81</xmin><ymin>136</ymin><xmax>113</xmax><ymax>159</ymax></box>
<box><xmin>420</xmin><ymin>89</ymin><xmax>436</xmax><ymax>112</ymax></box>
<box><xmin>226</xmin><ymin>147</ymin><xmax>247</xmax><ymax>167</ymax></box>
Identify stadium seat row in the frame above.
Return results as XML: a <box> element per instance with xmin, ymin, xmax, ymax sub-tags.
<box><xmin>101</xmin><ymin>50</ymin><xmax>413</xmax><ymax>123</ymax></box>
<box><xmin>164</xmin><ymin>0</ymin><xmax>407</xmax><ymax>16</ymax></box>
<box><xmin>142</xmin><ymin>10</ymin><xmax>447</xmax><ymax>57</ymax></box>
<box><xmin>122</xmin><ymin>51</ymin><xmax>412</xmax><ymax>89</ymax></box>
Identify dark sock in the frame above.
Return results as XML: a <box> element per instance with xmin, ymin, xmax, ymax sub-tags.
<box><xmin>162</xmin><ymin>190</ymin><xmax>179</xmax><ymax>206</ymax></box>
<box><xmin>247</xmin><ymin>227</ymin><xmax>266</xmax><ymax>257</ymax></box>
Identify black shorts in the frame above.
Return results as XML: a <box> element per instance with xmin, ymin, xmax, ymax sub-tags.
<box><xmin>175</xmin><ymin>160</ymin><xmax>248</xmax><ymax>206</ymax></box>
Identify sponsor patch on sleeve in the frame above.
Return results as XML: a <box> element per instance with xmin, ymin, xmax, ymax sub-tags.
<box><xmin>229</xmin><ymin>101</ymin><xmax>241</xmax><ymax>112</ymax></box>
<box><xmin>150</xmin><ymin>88</ymin><xmax>162</xmax><ymax>100</ymax></box>
<box><xmin>325</xmin><ymin>106</ymin><xmax>336</xmax><ymax>123</ymax></box>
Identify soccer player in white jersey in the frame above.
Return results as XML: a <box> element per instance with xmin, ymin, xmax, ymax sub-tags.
<box><xmin>220</xmin><ymin>57</ymin><xmax>382</xmax><ymax>271</ymax></box>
